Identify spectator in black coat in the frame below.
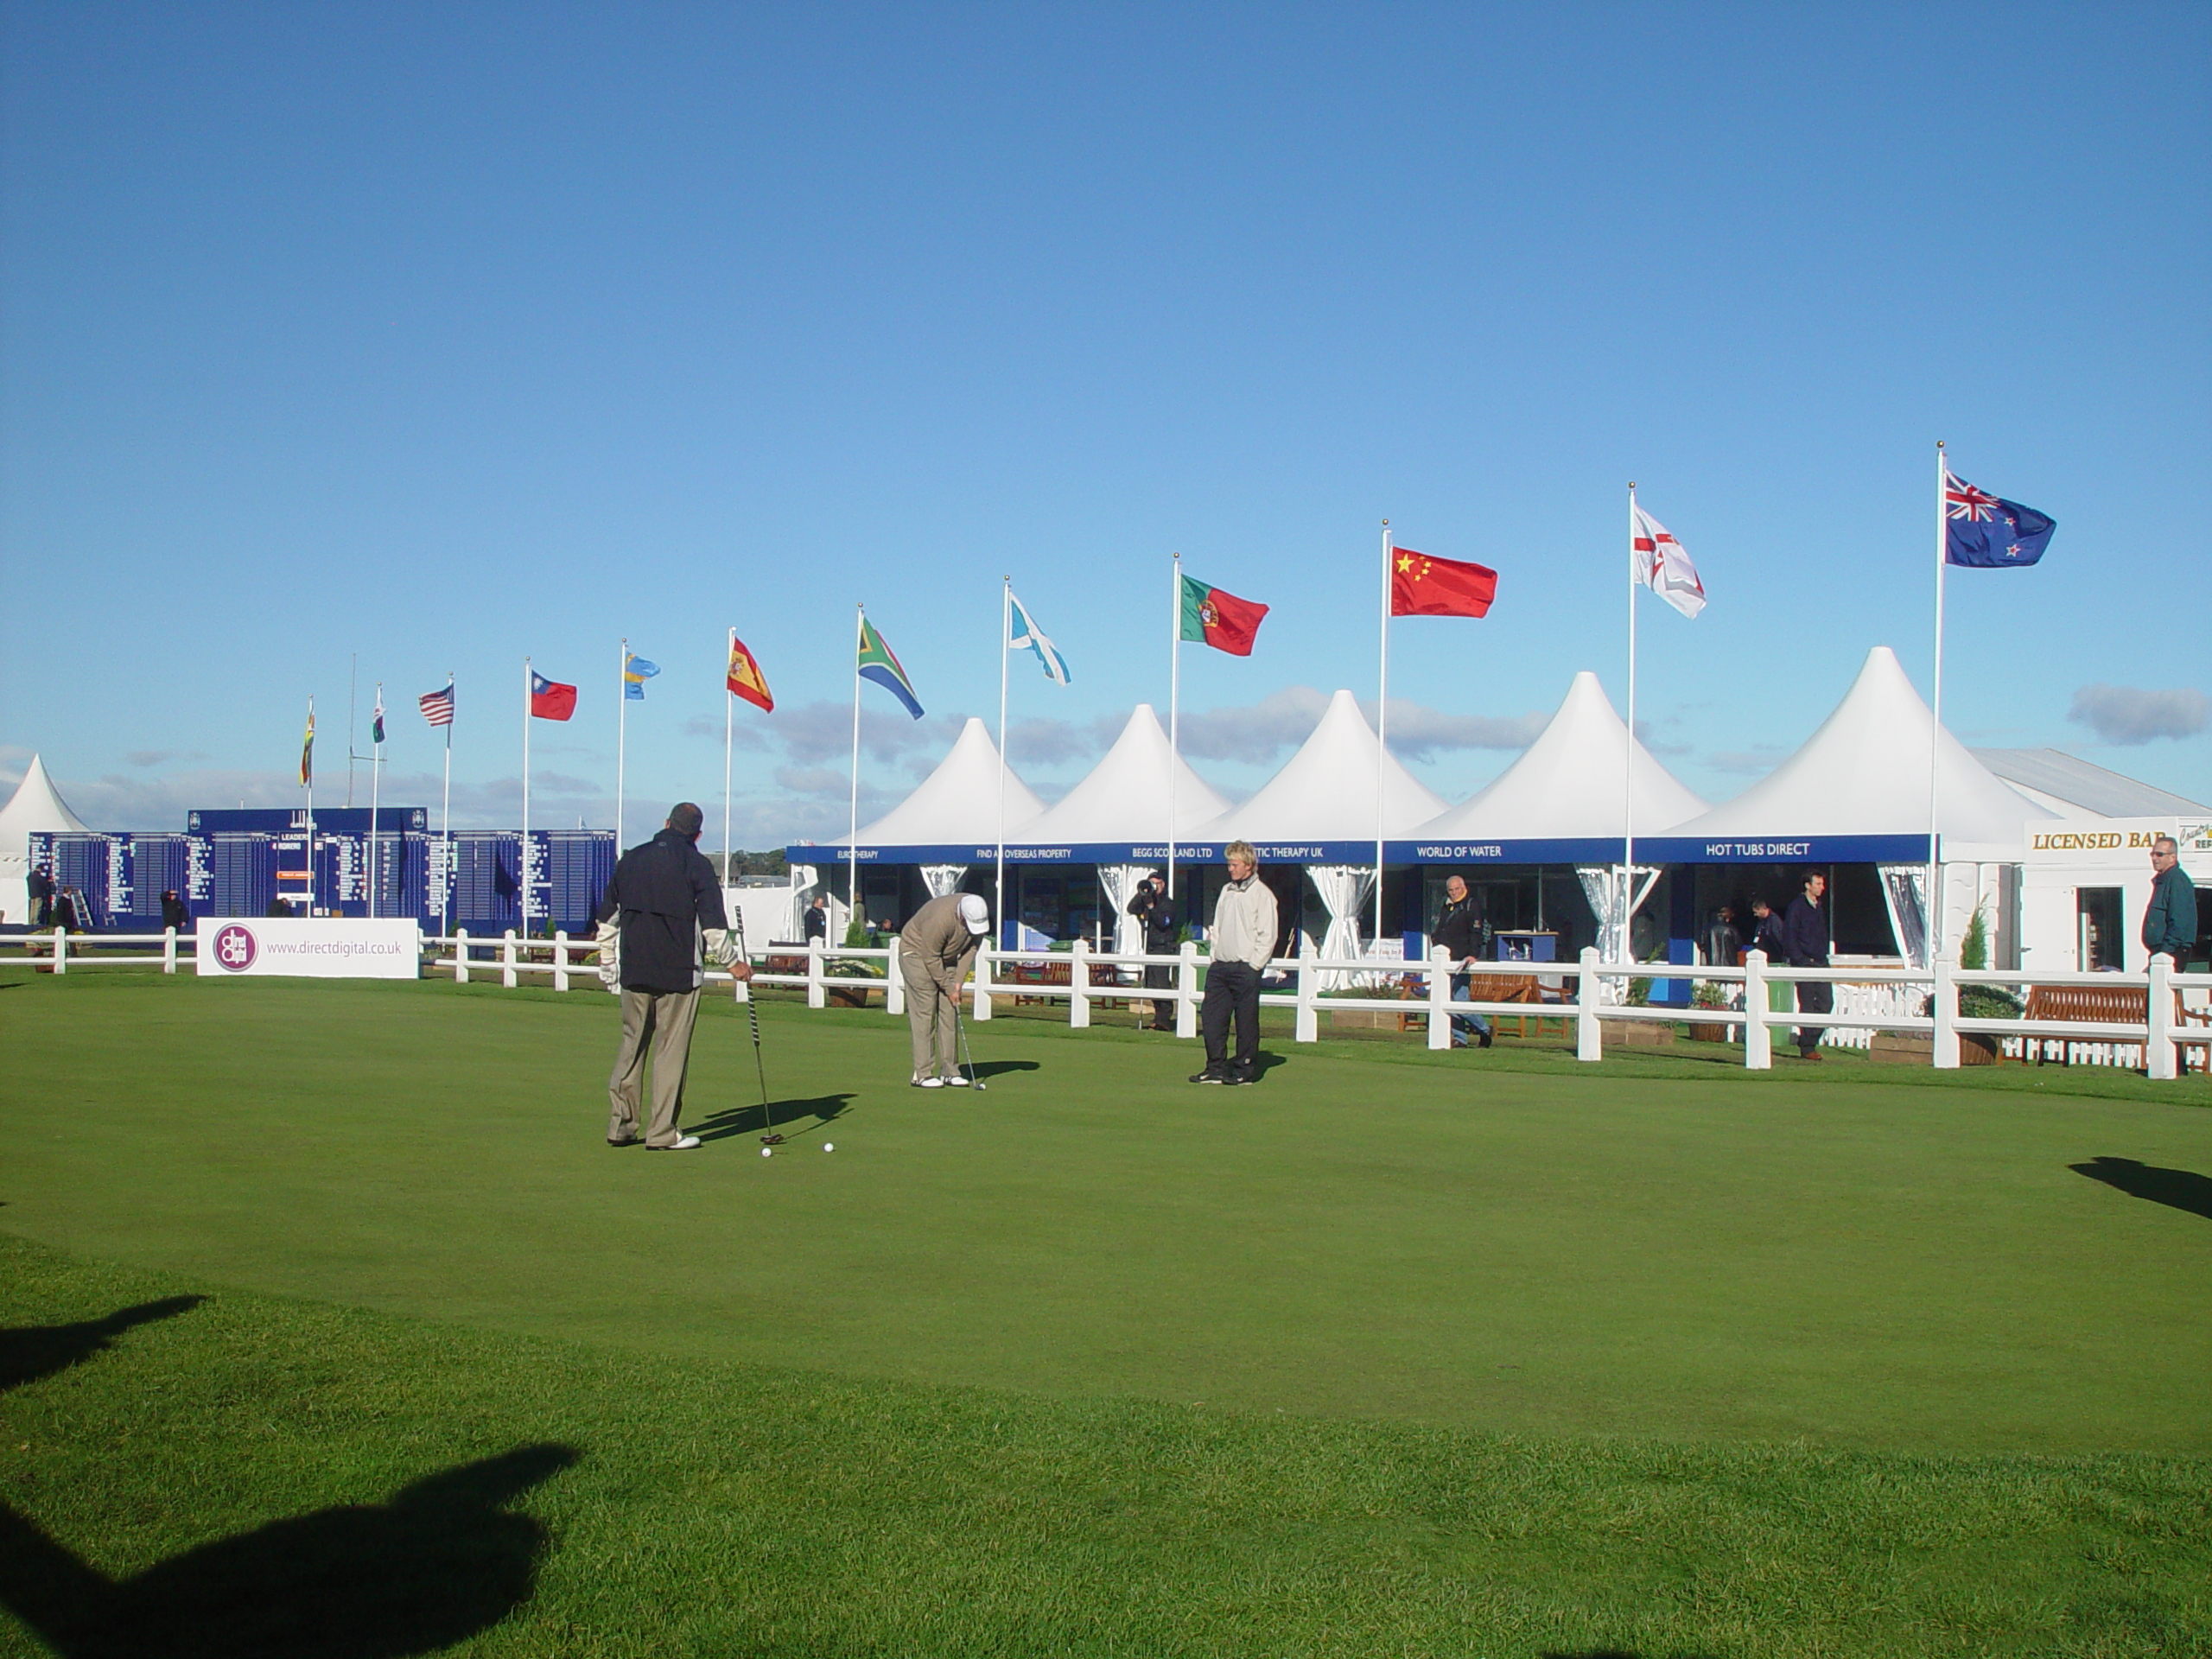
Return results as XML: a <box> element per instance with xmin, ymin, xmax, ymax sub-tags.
<box><xmin>802</xmin><ymin>891</ymin><xmax>830</xmax><ymax>944</ymax></box>
<box><xmin>1128</xmin><ymin>874</ymin><xmax>1179</xmax><ymax>1030</ymax></box>
<box><xmin>28</xmin><ymin>864</ymin><xmax>54</xmax><ymax>926</ymax></box>
<box><xmin>1432</xmin><ymin>875</ymin><xmax>1493</xmax><ymax>1048</ymax></box>
<box><xmin>1781</xmin><ymin>874</ymin><xmax>1831</xmax><ymax>1060</ymax></box>
<box><xmin>160</xmin><ymin>890</ymin><xmax>190</xmax><ymax>932</ymax></box>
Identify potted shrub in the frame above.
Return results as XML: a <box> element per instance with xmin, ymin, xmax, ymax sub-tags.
<box><xmin>1688</xmin><ymin>980</ymin><xmax>1732</xmax><ymax>1045</ymax></box>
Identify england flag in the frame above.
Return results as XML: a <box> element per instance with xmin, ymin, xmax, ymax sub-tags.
<box><xmin>1631</xmin><ymin>504</ymin><xmax>1707</xmax><ymax>619</ymax></box>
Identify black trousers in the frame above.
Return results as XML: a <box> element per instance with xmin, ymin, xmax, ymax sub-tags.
<box><xmin>1201</xmin><ymin>961</ymin><xmax>1262</xmax><ymax>1074</ymax></box>
<box><xmin>1792</xmin><ymin>962</ymin><xmax>1832</xmax><ymax>1053</ymax></box>
<box><xmin>1143</xmin><ymin>958</ymin><xmax>1174</xmax><ymax>1027</ymax></box>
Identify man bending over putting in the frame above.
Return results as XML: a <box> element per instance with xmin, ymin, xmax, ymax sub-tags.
<box><xmin>1192</xmin><ymin>841</ymin><xmax>1277</xmax><ymax>1085</ymax></box>
<box><xmin>899</xmin><ymin>892</ymin><xmax>990</xmax><ymax>1087</ymax></box>
<box><xmin>595</xmin><ymin>802</ymin><xmax>752</xmax><ymax>1149</ymax></box>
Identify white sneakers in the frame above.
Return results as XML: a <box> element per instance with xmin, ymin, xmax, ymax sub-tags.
<box><xmin>645</xmin><ymin>1134</ymin><xmax>703</xmax><ymax>1151</ymax></box>
<box><xmin>945</xmin><ymin>1075</ymin><xmax>971</xmax><ymax>1088</ymax></box>
<box><xmin>912</xmin><ymin>1076</ymin><xmax>945</xmax><ymax>1089</ymax></box>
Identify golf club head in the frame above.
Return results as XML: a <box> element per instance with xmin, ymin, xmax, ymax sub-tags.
<box><xmin>760</xmin><ymin>1132</ymin><xmax>786</xmax><ymax>1145</ymax></box>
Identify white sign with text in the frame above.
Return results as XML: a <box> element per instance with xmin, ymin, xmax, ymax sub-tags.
<box><xmin>195</xmin><ymin>918</ymin><xmax>420</xmax><ymax>979</ymax></box>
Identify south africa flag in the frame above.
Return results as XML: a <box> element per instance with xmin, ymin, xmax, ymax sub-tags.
<box><xmin>858</xmin><ymin>615</ymin><xmax>924</xmax><ymax>719</ymax></box>
<box><xmin>1179</xmin><ymin>575</ymin><xmax>1268</xmax><ymax>657</ymax></box>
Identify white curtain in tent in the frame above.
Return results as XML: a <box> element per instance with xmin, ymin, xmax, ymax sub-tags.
<box><xmin>919</xmin><ymin>865</ymin><xmax>968</xmax><ymax>899</ymax></box>
<box><xmin>1095</xmin><ymin>865</ymin><xmax>1152</xmax><ymax>957</ymax></box>
<box><xmin>1574</xmin><ymin>866</ymin><xmax>1660</xmax><ymax>1002</ymax></box>
<box><xmin>1878</xmin><ymin>865</ymin><xmax>1929</xmax><ymax>969</ymax></box>
<box><xmin>1307</xmin><ymin>865</ymin><xmax>1377</xmax><ymax>989</ymax></box>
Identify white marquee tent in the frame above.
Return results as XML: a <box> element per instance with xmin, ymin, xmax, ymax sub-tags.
<box><xmin>0</xmin><ymin>755</ymin><xmax>89</xmax><ymax>925</ymax></box>
<box><xmin>1192</xmin><ymin>688</ymin><xmax>1448</xmax><ymax>970</ymax></box>
<box><xmin>1016</xmin><ymin>703</ymin><xmax>1230</xmax><ymax>951</ymax></box>
<box><xmin>1408</xmin><ymin>670</ymin><xmax>1708</xmax><ymax>963</ymax></box>
<box><xmin>1644</xmin><ymin>645</ymin><xmax>2058</xmax><ymax>963</ymax></box>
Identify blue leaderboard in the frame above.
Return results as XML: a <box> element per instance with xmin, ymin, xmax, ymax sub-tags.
<box><xmin>29</xmin><ymin>806</ymin><xmax>614</xmax><ymax>936</ymax></box>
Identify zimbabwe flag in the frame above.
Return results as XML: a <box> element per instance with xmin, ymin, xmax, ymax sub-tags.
<box><xmin>727</xmin><ymin>633</ymin><xmax>774</xmax><ymax>714</ymax></box>
<box><xmin>1389</xmin><ymin>548</ymin><xmax>1497</xmax><ymax>619</ymax></box>
<box><xmin>1179</xmin><ymin>575</ymin><xmax>1268</xmax><ymax>656</ymax></box>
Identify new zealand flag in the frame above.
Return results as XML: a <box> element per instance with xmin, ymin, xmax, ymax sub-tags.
<box><xmin>1945</xmin><ymin>470</ymin><xmax>2055</xmax><ymax>568</ymax></box>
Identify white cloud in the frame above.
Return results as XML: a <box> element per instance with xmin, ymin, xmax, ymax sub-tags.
<box><xmin>2068</xmin><ymin>683</ymin><xmax>2211</xmax><ymax>747</ymax></box>
<box><xmin>1174</xmin><ymin>687</ymin><xmax>1546</xmax><ymax>766</ymax></box>
<box><xmin>1704</xmin><ymin>747</ymin><xmax>1788</xmax><ymax>776</ymax></box>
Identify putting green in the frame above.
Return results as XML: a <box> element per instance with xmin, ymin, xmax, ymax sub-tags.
<box><xmin>3</xmin><ymin>972</ymin><xmax>2207</xmax><ymax>1453</ymax></box>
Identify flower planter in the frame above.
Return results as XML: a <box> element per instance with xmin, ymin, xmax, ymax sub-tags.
<box><xmin>825</xmin><ymin>983</ymin><xmax>875</xmax><ymax>1008</ymax></box>
<box><xmin>1687</xmin><ymin>1022</ymin><xmax>1730</xmax><ymax>1045</ymax></box>
<box><xmin>1869</xmin><ymin>1031</ymin><xmax>1999</xmax><ymax>1065</ymax></box>
<box><xmin>1599</xmin><ymin>1018</ymin><xmax>1675</xmax><ymax>1047</ymax></box>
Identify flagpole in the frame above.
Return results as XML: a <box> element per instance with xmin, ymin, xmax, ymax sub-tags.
<box><xmin>1929</xmin><ymin>440</ymin><xmax>1948</xmax><ymax>964</ymax></box>
<box><xmin>1374</xmin><ymin>520</ymin><xmax>1391</xmax><ymax>950</ymax></box>
<box><xmin>1167</xmin><ymin>552</ymin><xmax>1181</xmax><ymax>899</ymax></box>
<box><xmin>848</xmin><ymin>605</ymin><xmax>864</xmax><ymax>926</ymax></box>
<box><xmin>1626</xmin><ymin>482</ymin><xmax>1639</xmax><ymax>938</ymax></box>
<box><xmin>440</xmin><ymin>676</ymin><xmax>453</xmax><ymax>930</ymax></box>
<box><xmin>305</xmin><ymin>695</ymin><xmax>316</xmax><ymax>916</ymax></box>
<box><xmin>369</xmin><ymin>684</ymin><xmax>382</xmax><ymax>918</ymax></box>
<box><xmin>521</xmin><ymin>657</ymin><xmax>532</xmax><ymax>935</ymax></box>
<box><xmin>722</xmin><ymin>626</ymin><xmax>735</xmax><ymax>888</ymax></box>
<box><xmin>995</xmin><ymin>577</ymin><xmax>1011</xmax><ymax>947</ymax></box>
<box><xmin>615</xmin><ymin>637</ymin><xmax>627</xmax><ymax>857</ymax></box>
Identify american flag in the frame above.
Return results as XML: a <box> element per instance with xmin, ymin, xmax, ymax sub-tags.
<box><xmin>418</xmin><ymin>680</ymin><xmax>454</xmax><ymax>727</ymax></box>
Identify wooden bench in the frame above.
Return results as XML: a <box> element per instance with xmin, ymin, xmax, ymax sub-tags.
<box><xmin>2023</xmin><ymin>983</ymin><xmax>2144</xmax><ymax>1066</ymax></box>
<box><xmin>1394</xmin><ymin>970</ymin><xmax>1569</xmax><ymax>1039</ymax></box>
<box><xmin>1003</xmin><ymin>957</ymin><xmax>1135</xmax><ymax>1009</ymax></box>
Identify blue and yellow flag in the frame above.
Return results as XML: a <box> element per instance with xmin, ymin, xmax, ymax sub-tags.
<box><xmin>623</xmin><ymin>653</ymin><xmax>660</xmax><ymax>701</ymax></box>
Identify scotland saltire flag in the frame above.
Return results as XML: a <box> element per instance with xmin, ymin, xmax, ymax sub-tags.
<box><xmin>623</xmin><ymin>653</ymin><xmax>660</xmax><ymax>700</ymax></box>
<box><xmin>1945</xmin><ymin>470</ymin><xmax>2055</xmax><ymax>569</ymax></box>
<box><xmin>1007</xmin><ymin>589</ymin><xmax>1071</xmax><ymax>684</ymax></box>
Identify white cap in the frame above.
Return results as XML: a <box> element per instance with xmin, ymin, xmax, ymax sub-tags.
<box><xmin>957</xmin><ymin>893</ymin><xmax>991</xmax><ymax>935</ymax></box>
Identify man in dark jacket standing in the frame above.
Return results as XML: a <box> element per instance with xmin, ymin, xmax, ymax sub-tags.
<box><xmin>1781</xmin><ymin>872</ymin><xmax>1830</xmax><ymax>1061</ymax></box>
<box><xmin>160</xmin><ymin>890</ymin><xmax>190</xmax><ymax>933</ymax></box>
<box><xmin>1128</xmin><ymin>873</ymin><xmax>1178</xmax><ymax>1031</ymax></box>
<box><xmin>803</xmin><ymin>890</ymin><xmax>830</xmax><ymax>944</ymax></box>
<box><xmin>1432</xmin><ymin>874</ymin><xmax>1492</xmax><ymax>1048</ymax></box>
<box><xmin>28</xmin><ymin>864</ymin><xmax>53</xmax><ymax>927</ymax></box>
<box><xmin>2142</xmin><ymin>836</ymin><xmax>2198</xmax><ymax>968</ymax></box>
<box><xmin>594</xmin><ymin>802</ymin><xmax>750</xmax><ymax>1150</ymax></box>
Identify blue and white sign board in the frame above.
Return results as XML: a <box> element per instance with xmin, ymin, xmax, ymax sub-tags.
<box><xmin>196</xmin><ymin>917</ymin><xmax>420</xmax><ymax>978</ymax></box>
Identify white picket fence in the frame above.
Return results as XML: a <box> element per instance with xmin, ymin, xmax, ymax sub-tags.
<box><xmin>413</xmin><ymin>931</ymin><xmax>2210</xmax><ymax>1082</ymax></box>
<box><xmin>22</xmin><ymin>926</ymin><xmax>2202</xmax><ymax>1081</ymax></box>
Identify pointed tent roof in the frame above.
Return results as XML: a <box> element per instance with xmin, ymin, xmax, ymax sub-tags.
<box><xmin>1015</xmin><ymin>703</ymin><xmax>1230</xmax><ymax>855</ymax></box>
<box><xmin>1196</xmin><ymin>689</ymin><xmax>1446</xmax><ymax>857</ymax></box>
<box><xmin>1648</xmin><ymin>645</ymin><xmax>2056</xmax><ymax>862</ymax></box>
<box><xmin>839</xmin><ymin>717</ymin><xmax>1045</xmax><ymax>855</ymax></box>
<box><xmin>1</xmin><ymin>754</ymin><xmax>90</xmax><ymax>847</ymax></box>
<box><xmin>1409</xmin><ymin>671</ymin><xmax>1706</xmax><ymax>858</ymax></box>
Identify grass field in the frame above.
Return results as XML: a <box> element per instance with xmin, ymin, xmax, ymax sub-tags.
<box><xmin>3</xmin><ymin>969</ymin><xmax>2209</xmax><ymax>1656</ymax></box>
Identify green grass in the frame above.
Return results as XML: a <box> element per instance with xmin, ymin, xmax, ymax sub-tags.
<box><xmin>3</xmin><ymin>970</ymin><xmax>2210</xmax><ymax>1654</ymax></box>
<box><xmin>4</xmin><ymin>1237</ymin><xmax>2209</xmax><ymax>1658</ymax></box>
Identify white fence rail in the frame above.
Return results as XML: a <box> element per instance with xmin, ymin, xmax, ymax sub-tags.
<box><xmin>410</xmin><ymin>932</ymin><xmax>2210</xmax><ymax>1082</ymax></box>
<box><xmin>22</xmin><ymin>928</ymin><xmax>2201</xmax><ymax>1080</ymax></box>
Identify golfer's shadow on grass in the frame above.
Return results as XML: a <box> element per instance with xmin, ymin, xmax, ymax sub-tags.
<box><xmin>695</xmin><ymin>1091</ymin><xmax>855</xmax><ymax>1141</ymax></box>
<box><xmin>2070</xmin><ymin>1156</ymin><xmax>2212</xmax><ymax>1221</ymax></box>
<box><xmin>0</xmin><ymin>1296</ymin><xmax>580</xmax><ymax>1658</ymax></box>
<box><xmin>0</xmin><ymin>1445</ymin><xmax>578</xmax><ymax>1659</ymax></box>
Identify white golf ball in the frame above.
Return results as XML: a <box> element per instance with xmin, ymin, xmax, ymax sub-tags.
<box><xmin>760</xmin><ymin>1147</ymin><xmax>772</xmax><ymax>1158</ymax></box>
<box><xmin>823</xmin><ymin>1142</ymin><xmax>834</xmax><ymax>1153</ymax></box>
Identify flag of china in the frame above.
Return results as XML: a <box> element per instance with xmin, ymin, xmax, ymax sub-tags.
<box><xmin>530</xmin><ymin>671</ymin><xmax>577</xmax><ymax>721</ymax></box>
<box><xmin>1389</xmin><ymin>548</ymin><xmax>1497</xmax><ymax>618</ymax></box>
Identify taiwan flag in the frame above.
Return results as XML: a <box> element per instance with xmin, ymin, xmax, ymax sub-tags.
<box><xmin>1390</xmin><ymin>548</ymin><xmax>1497</xmax><ymax>618</ymax></box>
<box><xmin>530</xmin><ymin>671</ymin><xmax>577</xmax><ymax>721</ymax></box>
<box><xmin>1179</xmin><ymin>574</ymin><xmax>1268</xmax><ymax>656</ymax></box>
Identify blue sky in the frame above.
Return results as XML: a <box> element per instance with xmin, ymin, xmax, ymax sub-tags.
<box><xmin>4</xmin><ymin>2</ymin><xmax>2206</xmax><ymax>843</ymax></box>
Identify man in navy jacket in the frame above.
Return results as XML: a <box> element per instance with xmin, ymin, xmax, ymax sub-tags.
<box><xmin>1781</xmin><ymin>873</ymin><xmax>1830</xmax><ymax>1061</ymax></box>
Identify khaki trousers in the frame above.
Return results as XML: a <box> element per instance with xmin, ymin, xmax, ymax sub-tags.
<box><xmin>607</xmin><ymin>987</ymin><xmax>702</xmax><ymax>1147</ymax></box>
<box><xmin>899</xmin><ymin>947</ymin><xmax>960</xmax><ymax>1080</ymax></box>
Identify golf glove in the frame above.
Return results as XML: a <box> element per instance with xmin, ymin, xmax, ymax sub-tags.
<box><xmin>594</xmin><ymin>918</ymin><xmax>621</xmax><ymax>993</ymax></box>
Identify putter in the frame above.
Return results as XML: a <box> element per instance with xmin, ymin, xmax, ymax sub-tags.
<box><xmin>952</xmin><ymin>988</ymin><xmax>987</xmax><ymax>1090</ymax></box>
<box><xmin>731</xmin><ymin>907</ymin><xmax>779</xmax><ymax>1141</ymax></box>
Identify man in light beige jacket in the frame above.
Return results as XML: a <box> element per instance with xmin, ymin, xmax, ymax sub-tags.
<box><xmin>1192</xmin><ymin>841</ymin><xmax>1278</xmax><ymax>1085</ymax></box>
